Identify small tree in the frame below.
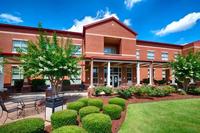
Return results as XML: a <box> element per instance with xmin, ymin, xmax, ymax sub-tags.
<box><xmin>19</xmin><ymin>27</ymin><xmax>81</xmax><ymax>95</ymax></box>
<box><xmin>170</xmin><ymin>52</ymin><xmax>200</xmax><ymax>90</ymax></box>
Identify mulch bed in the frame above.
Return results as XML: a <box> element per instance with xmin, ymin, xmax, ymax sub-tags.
<box><xmin>45</xmin><ymin>94</ymin><xmax>200</xmax><ymax>133</ymax></box>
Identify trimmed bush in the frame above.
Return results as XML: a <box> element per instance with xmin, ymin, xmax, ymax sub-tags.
<box><xmin>51</xmin><ymin>110</ymin><xmax>77</xmax><ymax>129</ymax></box>
<box><xmin>102</xmin><ymin>87</ymin><xmax>113</xmax><ymax>96</ymax></box>
<box><xmin>0</xmin><ymin>118</ymin><xmax>44</xmax><ymax>133</ymax></box>
<box><xmin>94</xmin><ymin>86</ymin><xmax>104</xmax><ymax>96</ymax></box>
<box><xmin>52</xmin><ymin>126</ymin><xmax>87</xmax><ymax>133</ymax></box>
<box><xmin>108</xmin><ymin>97</ymin><xmax>126</xmax><ymax>110</ymax></box>
<box><xmin>67</xmin><ymin>101</ymin><xmax>85</xmax><ymax>112</ymax></box>
<box><xmin>88</xmin><ymin>98</ymin><xmax>103</xmax><ymax>109</ymax></box>
<box><xmin>103</xmin><ymin>104</ymin><xmax>122</xmax><ymax>120</ymax></box>
<box><xmin>117</xmin><ymin>89</ymin><xmax>132</xmax><ymax>99</ymax></box>
<box><xmin>79</xmin><ymin>106</ymin><xmax>100</xmax><ymax>120</ymax></box>
<box><xmin>78</xmin><ymin>97</ymin><xmax>89</xmax><ymax>106</ymax></box>
<box><xmin>82</xmin><ymin>113</ymin><xmax>112</xmax><ymax>133</ymax></box>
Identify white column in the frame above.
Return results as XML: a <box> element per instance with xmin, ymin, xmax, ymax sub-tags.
<box><xmin>136</xmin><ymin>62</ymin><xmax>140</xmax><ymax>85</ymax></box>
<box><xmin>107</xmin><ymin>61</ymin><xmax>111</xmax><ymax>87</ymax></box>
<box><xmin>149</xmin><ymin>63</ymin><xmax>153</xmax><ymax>85</ymax></box>
<box><xmin>0</xmin><ymin>57</ymin><xmax>4</xmax><ymax>91</ymax></box>
<box><xmin>171</xmin><ymin>69</ymin><xmax>177</xmax><ymax>85</ymax></box>
<box><xmin>89</xmin><ymin>60</ymin><xmax>94</xmax><ymax>88</ymax></box>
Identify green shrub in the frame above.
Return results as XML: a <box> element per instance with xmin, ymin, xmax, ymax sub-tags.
<box><xmin>67</xmin><ymin>101</ymin><xmax>85</xmax><ymax>112</ymax></box>
<box><xmin>187</xmin><ymin>87</ymin><xmax>200</xmax><ymax>95</ymax></box>
<box><xmin>88</xmin><ymin>98</ymin><xmax>103</xmax><ymax>109</ymax></box>
<box><xmin>148</xmin><ymin>86</ymin><xmax>175</xmax><ymax>97</ymax></box>
<box><xmin>103</xmin><ymin>104</ymin><xmax>122</xmax><ymax>120</ymax></box>
<box><xmin>82</xmin><ymin>113</ymin><xmax>112</xmax><ymax>133</ymax></box>
<box><xmin>52</xmin><ymin>126</ymin><xmax>87</xmax><ymax>133</ymax></box>
<box><xmin>78</xmin><ymin>97</ymin><xmax>89</xmax><ymax>106</ymax></box>
<box><xmin>51</xmin><ymin>110</ymin><xmax>77</xmax><ymax>129</ymax></box>
<box><xmin>94</xmin><ymin>86</ymin><xmax>104</xmax><ymax>96</ymax></box>
<box><xmin>134</xmin><ymin>85</ymin><xmax>154</xmax><ymax>96</ymax></box>
<box><xmin>79</xmin><ymin>106</ymin><xmax>100</xmax><ymax>120</ymax></box>
<box><xmin>117</xmin><ymin>88</ymin><xmax>132</xmax><ymax>99</ymax></box>
<box><xmin>0</xmin><ymin>118</ymin><xmax>44</xmax><ymax>133</ymax></box>
<box><xmin>108</xmin><ymin>97</ymin><xmax>126</xmax><ymax>110</ymax></box>
<box><xmin>102</xmin><ymin>87</ymin><xmax>113</xmax><ymax>95</ymax></box>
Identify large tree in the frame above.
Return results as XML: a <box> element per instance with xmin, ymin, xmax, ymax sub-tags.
<box><xmin>170</xmin><ymin>52</ymin><xmax>200</xmax><ymax>90</ymax></box>
<box><xmin>19</xmin><ymin>27</ymin><xmax>81</xmax><ymax>95</ymax></box>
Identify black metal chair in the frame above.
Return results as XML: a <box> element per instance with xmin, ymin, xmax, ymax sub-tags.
<box><xmin>0</xmin><ymin>98</ymin><xmax>24</xmax><ymax>124</ymax></box>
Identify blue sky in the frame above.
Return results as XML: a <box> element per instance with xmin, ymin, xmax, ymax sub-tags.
<box><xmin>0</xmin><ymin>0</ymin><xmax>200</xmax><ymax>45</ymax></box>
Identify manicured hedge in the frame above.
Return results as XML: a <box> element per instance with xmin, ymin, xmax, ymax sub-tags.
<box><xmin>88</xmin><ymin>98</ymin><xmax>103</xmax><ymax>109</ymax></box>
<box><xmin>78</xmin><ymin>97</ymin><xmax>89</xmax><ymax>106</ymax></box>
<box><xmin>0</xmin><ymin>118</ymin><xmax>44</xmax><ymax>133</ymax></box>
<box><xmin>103</xmin><ymin>104</ymin><xmax>122</xmax><ymax>120</ymax></box>
<box><xmin>52</xmin><ymin>126</ymin><xmax>88</xmax><ymax>133</ymax></box>
<box><xmin>82</xmin><ymin>113</ymin><xmax>112</xmax><ymax>133</ymax></box>
<box><xmin>51</xmin><ymin>110</ymin><xmax>77</xmax><ymax>129</ymax></box>
<box><xmin>67</xmin><ymin>101</ymin><xmax>85</xmax><ymax>112</ymax></box>
<box><xmin>108</xmin><ymin>97</ymin><xmax>126</xmax><ymax>110</ymax></box>
<box><xmin>79</xmin><ymin>106</ymin><xmax>100</xmax><ymax>120</ymax></box>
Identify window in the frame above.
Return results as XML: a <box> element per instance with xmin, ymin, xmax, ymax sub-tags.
<box><xmin>93</xmin><ymin>67</ymin><xmax>98</xmax><ymax>85</ymax></box>
<box><xmin>12</xmin><ymin>40</ymin><xmax>27</xmax><ymax>53</ymax></box>
<box><xmin>104</xmin><ymin>47</ymin><xmax>117</xmax><ymax>54</ymax></box>
<box><xmin>12</xmin><ymin>66</ymin><xmax>23</xmax><ymax>85</ymax></box>
<box><xmin>147</xmin><ymin>51</ymin><xmax>155</xmax><ymax>60</ymax></box>
<box><xmin>174</xmin><ymin>53</ymin><xmax>179</xmax><ymax>60</ymax></box>
<box><xmin>136</xmin><ymin>50</ymin><xmax>140</xmax><ymax>59</ymax></box>
<box><xmin>162</xmin><ymin>69</ymin><xmax>166</xmax><ymax>79</ymax></box>
<box><xmin>73</xmin><ymin>45</ymin><xmax>82</xmax><ymax>55</ymax></box>
<box><xmin>127</xmin><ymin>68</ymin><xmax>132</xmax><ymax>81</ymax></box>
<box><xmin>161</xmin><ymin>52</ymin><xmax>168</xmax><ymax>61</ymax></box>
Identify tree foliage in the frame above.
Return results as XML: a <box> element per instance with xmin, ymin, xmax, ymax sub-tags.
<box><xmin>19</xmin><ymin>27</ymin><xmax>81</xmax><ymax>94</ymax></box>
<box><xmin>170</xmin><ymin>52</ymin><xmax>200</xmax><ymax>90</ymax></box>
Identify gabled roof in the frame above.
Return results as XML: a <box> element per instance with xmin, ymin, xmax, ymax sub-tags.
<box><xmin>83</xmin><ymin>17</ymin><xmax>137</xmax><ymax>35</ymax></box>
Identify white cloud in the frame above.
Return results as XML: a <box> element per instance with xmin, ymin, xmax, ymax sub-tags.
<box><xmin>0</xmin><ymin>13</ymin><xmax>23</xmax><ymax>23</ymax></box>
<box><xmin>123</xmin><ymin>19</ymin><xmax>131</xmax><ymax>26</ymax></box>
<box><xmin>124</xmin><ymin>0</ymin><xmax>142</xmax><ymax>9</ymax></box>
<box><xmin>154</xmin><ymin>12</ymin><xmax>200</xmax><ymax>36</ymax></box>
<box><xmin>68</xmin><ymin>9</ymin><xmax>119</xmax><ymax>32</ymax></box>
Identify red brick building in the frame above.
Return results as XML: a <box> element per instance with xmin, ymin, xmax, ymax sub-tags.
<box><xmin>0</xmin><ymin>17</ymin><xmax>200</xmax><ymax>90</ymax></box>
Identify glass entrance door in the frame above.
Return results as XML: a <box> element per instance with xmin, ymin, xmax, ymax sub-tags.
<box><xmin>111</xmin><ymin>75</ymin><xmax>119</xmax><ymax>87</ymax></box>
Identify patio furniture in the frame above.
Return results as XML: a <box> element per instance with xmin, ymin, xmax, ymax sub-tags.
<box><xmin>20</xmin><ymin>96</ymin><xmax>45</xmax><ymax>116</ymax></box>
<box><xmin>0</xmin><ymin>98</ymin><xmax>24</xmax><ymax>124</ymax></box>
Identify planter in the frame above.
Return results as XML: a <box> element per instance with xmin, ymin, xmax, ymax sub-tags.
<box><xmin>45</xmin><ymin>96</ymin><xmax>64</xmax><ymax>121</ymax></box>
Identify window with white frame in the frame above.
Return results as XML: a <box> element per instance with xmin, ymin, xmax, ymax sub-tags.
<box><xmin>12</xmin><ymin>66</ymin><xmax>24</xmax><ymax>85</ymax></box>
<box><xmin>127</xmin><ymin>68</ymin><xmax>132</xmax><ymax>81</ymax></box>
<box><xmin>136</xmin><ymin>50</ymin><xmax>140</xmax><ymax>59</ymax></box>
<box><xmin>162</xmin><ymin>69</ymin><xmax>166</xmax><ymax>79</ymax></box>
<box><xmin>147</xmin><ymin>51</ymin><xmax>155</xmax><ymax>60</ymax></box>
<box><xmin>73</xmin><ymin>45</ymin><xmax>82</xmax><ymax>55</ymax></box>
<box><xmin>12</xmin><ymin>40</ymin><xmax>27</xmax><ymax>53</ymax></box>
<box><xmin>161</xmin><ymin>52</ymin><xmax>168</xmax><ymax>61</ymax></box>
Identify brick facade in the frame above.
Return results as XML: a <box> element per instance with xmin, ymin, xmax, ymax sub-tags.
<box><xmin>0</xmin><ymin>17</ymin><xmax>199</xmax><ymax>88</ymax></box>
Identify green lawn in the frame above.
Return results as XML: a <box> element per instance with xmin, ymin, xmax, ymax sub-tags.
<box><xmin>119</xmin><ymin>99</ymin><xmax>200</xmax><ymax>133</ymax></box>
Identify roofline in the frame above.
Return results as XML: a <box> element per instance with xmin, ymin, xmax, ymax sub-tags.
<box><xmin>0</xmin><ymin>23</ymin><xmax>83</xmax><ymax>37</ymax></box>
<box><xmin>83</xmin><ymin>17</ymin><xmax>137</xmax><ymax>36</ymax></box>
<box><xmin>137</xmin><ymin>39</ymin><xmax>183</xmax><ymax>48</ymax></box>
